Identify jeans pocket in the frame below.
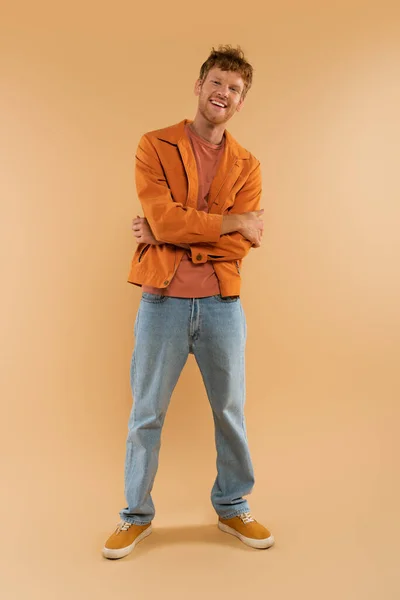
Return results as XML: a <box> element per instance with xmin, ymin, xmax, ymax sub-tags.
<box><xmin>141</xmin><ymin>292</ymin><xmax>168</xmax><ymax>303</ymax></box>
<box><xmin>213</xmin><ymin>294</ymin><xmax>240</xmax><ymax>303</ymax></box>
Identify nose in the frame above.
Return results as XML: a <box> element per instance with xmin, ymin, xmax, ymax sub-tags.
<box><xmin>217</xmin><ymin>86</ymin><xmax>229</xmax><ymax>99</ymax></box>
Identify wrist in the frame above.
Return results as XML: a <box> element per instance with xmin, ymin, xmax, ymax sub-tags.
<box><xmin>235</xmin><ymin>215</ymin><xmax>244</xmax><ymax>234</ymax></box>
<box><xmin>222</xmin><ymin>214</ymin><xmax>243</xmax><ymax>235</ymax></box>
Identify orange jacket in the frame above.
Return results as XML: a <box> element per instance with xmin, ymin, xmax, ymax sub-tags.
<box><xmin>127</xmin><ymin>119</ymin><xmax>262</xmax><ymax>297</ymax></box>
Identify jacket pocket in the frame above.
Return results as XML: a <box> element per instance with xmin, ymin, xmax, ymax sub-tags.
<box><xmin>138</xmin><ymin>244</ymin><xmax>151</xmax><ymax>263</ymax></box>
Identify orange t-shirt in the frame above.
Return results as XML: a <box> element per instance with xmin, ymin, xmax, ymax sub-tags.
<box><xmin>142</xmin><ymin>123</ymin><xmax>225</xmax><ymax>298</ymax></box>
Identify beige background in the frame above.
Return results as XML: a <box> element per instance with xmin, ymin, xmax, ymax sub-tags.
<box><xmin>1</xmin><ymin>0</ymin><xmax>399</xmax><ymax>598</ymax></box>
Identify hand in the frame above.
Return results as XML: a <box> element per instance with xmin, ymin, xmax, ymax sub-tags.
<box><xmin>237</xmin><ymin>209</ymin><xmax>264</xmax><ymax>247</ymax></box>
<box><xmin>132</xmin><ymin>216</ymin><xmax>160</xmax><ymax>245</ymax></box>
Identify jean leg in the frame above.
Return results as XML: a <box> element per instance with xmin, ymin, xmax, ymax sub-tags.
<box><xmin>193</xmin><ymin>296</ymin><xmax>255</xmax><ymax>519</ymax></box>
<box><xmin>120</xmin><ymin>294</ymin><xmax>190</xmax><ymax>524</ymax></box>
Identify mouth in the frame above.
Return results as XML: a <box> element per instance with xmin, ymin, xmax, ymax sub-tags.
<box><xmin>209</xmin><ymin>99</ymin><xmax>227</xmax><ymax>110</ymax></box>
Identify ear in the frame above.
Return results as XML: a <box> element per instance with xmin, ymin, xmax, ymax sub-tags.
<box><xmin>236</xmin><ymin>95</ymin><xmax>246</xmax><ymax>113</ymax></box>
<box><xmin>194</xmin><ymin>78</ymin><xmax>203</xmax><ymax>97</ymax></box>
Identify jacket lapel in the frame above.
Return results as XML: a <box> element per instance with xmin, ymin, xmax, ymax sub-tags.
<box><xmin>156</xmin><ymin>119</ymin><xmax>248</xmax><ymax>213</ymax></box>
<box><xmin>177</xmin><ymin>133</ymin><xmax>198</xmax><ymax>208</ymax></box>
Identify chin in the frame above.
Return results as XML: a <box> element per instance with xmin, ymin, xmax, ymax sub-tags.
<box><xmin>200</xmin><ymin>107</ymin><xmax>225</xmax><ymax>126</ymax></box>
<box><xmin>207</xmin><ymin>112</ymin><xmax>228</xmax><ymax>125</ymax></box>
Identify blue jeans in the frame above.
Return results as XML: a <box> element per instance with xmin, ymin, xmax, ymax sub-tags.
<box><xmin>119</xmin><ymin>292</ymin><xmax>255</xmax><ymax>524</ymax></box>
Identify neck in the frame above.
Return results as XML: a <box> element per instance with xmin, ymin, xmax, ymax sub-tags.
<box><xmin>190</xmin><ymin>114</ymin><xmax>225</xmax><ymax>145</ymax></box>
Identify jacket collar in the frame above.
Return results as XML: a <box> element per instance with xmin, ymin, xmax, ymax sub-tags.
<box><xmin>155</xmin><ymin>119</ymin><xmax>250</xmax><ymax>159</ymax></box>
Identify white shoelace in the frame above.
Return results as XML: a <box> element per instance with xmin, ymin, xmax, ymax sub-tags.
<box><xmin>118</xmin><ymin>515</ymin><xmax>255</xmax><ymax>531</ymax></box>
<box><xmin>117</xmin><ymin>521</ymin><xmax>133</xmax><ymax>532</ymax></box>
<box><xmin>238</xmin><ymin>512</ymin><xmax>255</xmax><ymax>524</ymax></box>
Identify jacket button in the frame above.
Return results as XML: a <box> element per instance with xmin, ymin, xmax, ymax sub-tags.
<box><xmin>196</xmin><ymin>254</ymin><xmax>203</xmax><ymax>261</ymax></box>
<box><xmin>164</xmin><ymin>280</ymin><xmax>169</xmax><ymax>285</ymax></box>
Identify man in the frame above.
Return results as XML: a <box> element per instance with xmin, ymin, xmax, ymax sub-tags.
<box><xmin>102</xmin><ymin>45</ymin><xmax>274</xmax><ymax>559</ymax></box>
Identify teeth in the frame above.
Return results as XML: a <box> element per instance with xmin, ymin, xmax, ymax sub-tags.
<box><xmin>211</xmin><ymin>100</ymin><xmax>226</xmax><ymax>108</ymax></box>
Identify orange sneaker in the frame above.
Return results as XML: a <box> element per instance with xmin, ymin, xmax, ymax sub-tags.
<box><xmin>102</xmin><ymin>520</ymin><xmax>152</xmax><ymax>559</ymax></box>
<box><xmin>218</xmin><ymin>512</ymin><xmax>275</xmax><ymax>549</ymax></box>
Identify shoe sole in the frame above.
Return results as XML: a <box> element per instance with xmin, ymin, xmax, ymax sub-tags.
<box><xmin>218</xmin><ymin>521</ymin><xmax>275</xmax><ymax>549</ymax></box>
<box><xmin>102</xmin><ymin>525</ymin><xmax>153</xmax><ymax>559</ymax></box>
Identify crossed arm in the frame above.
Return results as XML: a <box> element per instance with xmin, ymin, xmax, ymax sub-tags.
<box><xmin>134</xmin><ymin>134</ymin><xmax>262</xmax><ymax>263</ymax></box>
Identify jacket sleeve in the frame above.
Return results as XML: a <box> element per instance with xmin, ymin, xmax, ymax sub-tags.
<box><xmin>135</xmin><ymin>134</ymin><xmax>223</xmax><ymax>244</ymax></box>
<box><xmin>188</xmin><ymin>161</ymin><xmax>262</xmax><ymax>264</ymax></box>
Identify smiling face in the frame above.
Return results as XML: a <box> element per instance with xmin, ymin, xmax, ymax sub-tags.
<box><xmin>194</xmin><ymin>67</ymin><xmax>246</xmax><ymax>126</ymax></box>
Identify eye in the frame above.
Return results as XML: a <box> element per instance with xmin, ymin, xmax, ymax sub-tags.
<box><xmin>212</xmin><ymin>80</ymin><xmax>220</xmax><ymax>85</ymax></box>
